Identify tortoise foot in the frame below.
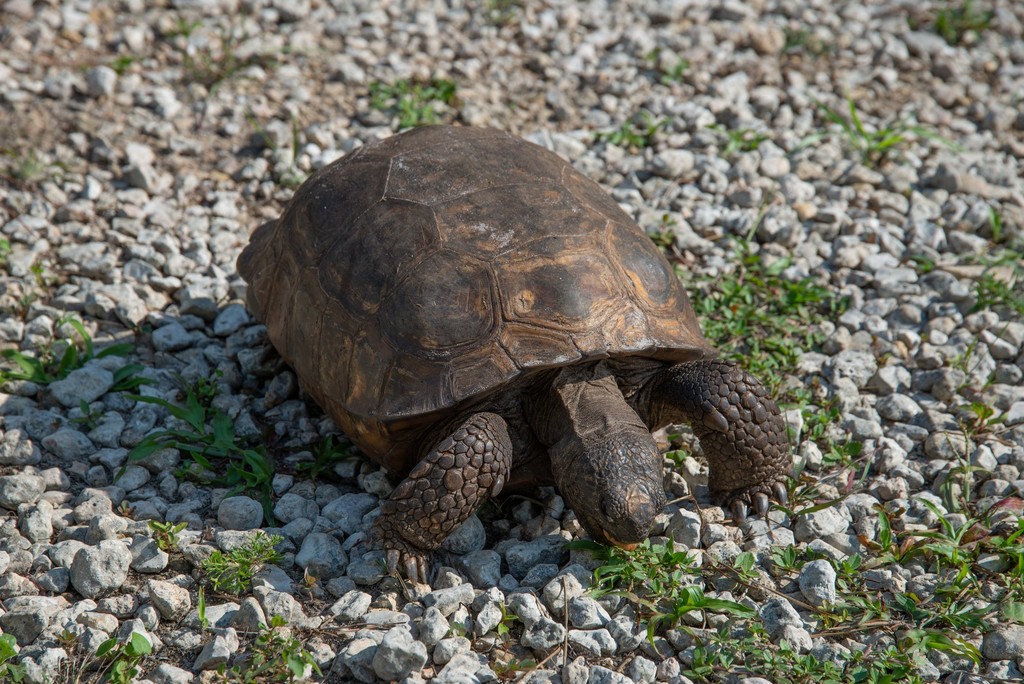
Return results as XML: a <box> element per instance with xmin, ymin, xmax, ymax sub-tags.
<box><xmin>373</xmin><ymin>411</ymin><xmax>513</xmax><ymax>583</ymax></box>
<box><xmin>379</xmin><ymin>531</ymin><xmax>431</xmax><ymax>585</ymax></box>
<box><xmin>717</xmin><ymin>475</ymin><xmax>790</xmax><ymax>524</ymax></box>
<box><xmin>644</xmin><ymin>359</ymin><xmax>792</xmax><ymax>522</ymax></box>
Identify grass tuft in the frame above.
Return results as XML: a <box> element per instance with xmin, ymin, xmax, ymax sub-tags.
<box><xmin>369</xmin><ymin>78</ymin><xmax>458</xmax><ymax>129</ymax></box>
<box><xmin>707</xmin><ymin>124</ymin><xmax>770</xmax><ymax>156</ymax></box>
<box><xmin>124</xmin><ymin>377</ymin><xmax>275</xmax><ymax>520</ymax></box>
<box><xmin>571</xmin><ymin>538</ymin><xmax>753</xmax><ymax>636</ymax></box>
<box><xmin>202</xmin><ymin>532</ymin><xmax>284</xmax><ymax>595</ymax></box>
<box><xmin>0</xmin><ymin>316</ymin><xmax>142</xmax><ymax>388</ymax></box>
<box><xmin>932</xmin><ymin>0</ymin><xmax>993</xmax><ymax>46</ymax></box>
<box><xmin>687</xmin><ymin>236</ymin><xmax>843</xmax><ymax>400</ymax></box>
<box><xmin>595</xmin><ymin>111</ymin><xmax>666</xmax><ymax>150</ymax></box>
<box><xmin>812</xmin><ymin>98</ymin><xmax>956</xmax><ymax>168</ymax></box>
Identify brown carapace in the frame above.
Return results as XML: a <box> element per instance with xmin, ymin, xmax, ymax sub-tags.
<box><xmin>238</xmin><ymin>126</ymin><xmax>790</xmax><ymax>582</ymax></box>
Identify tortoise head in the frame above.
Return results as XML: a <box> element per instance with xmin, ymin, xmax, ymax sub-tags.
<box><xmin>555</xmin><ymin>432</ymin><xmax>666</xmax><ymax>550</ymax></box>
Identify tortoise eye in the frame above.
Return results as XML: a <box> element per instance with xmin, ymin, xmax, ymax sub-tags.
<box><xmin>601</xmin><ymin>496</ymin><xmax>617</xmax><ymax>520</ymax></box>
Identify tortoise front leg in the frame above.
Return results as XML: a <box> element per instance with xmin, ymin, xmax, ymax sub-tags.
<box><xmin>639</xmin><ymin>359</ymin><xmax>790</xmax><ymax>519</ymax></box>
<box><xmin>374</xmin><ymin>412</ymin><xmax>512</xmax><ymax>583</ymax></box>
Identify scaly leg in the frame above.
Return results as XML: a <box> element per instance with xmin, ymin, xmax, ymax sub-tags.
<box><xmin>640</xmin><ymin>359</ymin><xmax>790</xmax><ymax>519</ymax></box>
<box><xmin>374</xmin><ymin>412</ymin><xmax>512</xmax><ymax>582</ymax></box>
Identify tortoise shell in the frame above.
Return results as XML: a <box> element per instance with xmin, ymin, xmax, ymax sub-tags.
<box><xmin>237</xmin><ymin>126</ymin><xmax>713</xmax><ymax>471</ymax></box>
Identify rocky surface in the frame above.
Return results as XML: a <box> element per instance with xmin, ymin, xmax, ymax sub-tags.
<box><xmin>1</xmin><ymin>0</ymin><xmax>1024</xmax><ymax>682</ymax></box>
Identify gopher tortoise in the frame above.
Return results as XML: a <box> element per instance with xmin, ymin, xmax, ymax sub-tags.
<box><xmin>238</xmin><ymin>125</ymin><xmax>790</xmax><ymax>581</ymax></box>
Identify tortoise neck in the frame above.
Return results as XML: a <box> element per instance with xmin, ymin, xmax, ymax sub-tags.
<box><xmin>524</xmin><ymin>362</ymin><xmax>652</xmax><ymax>472</ymax></box>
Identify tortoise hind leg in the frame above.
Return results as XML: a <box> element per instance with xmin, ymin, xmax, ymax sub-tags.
<box><xmin>374</xmin><ymin>412</ymin><xmax>512</xmax><ymax>583</ymax></box>
<box><xmin>639</xmin><ymin>359</ymin><xmax>790</xmax><ymax>519</ymax></box>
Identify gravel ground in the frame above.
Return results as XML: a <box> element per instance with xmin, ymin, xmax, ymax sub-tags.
<box><xmin>2</xmin><ymin>0</ymin><xmax>1024</xmax><ymax>682</ymax></box>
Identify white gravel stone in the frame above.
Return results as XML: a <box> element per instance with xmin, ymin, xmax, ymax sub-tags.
<box><xmin>130</xmin><ymin>537</ymin><xmax>169</xmax><ymax>573</ymax></box>
<box><xmin>799</xmin><ymin>559</ymin><xmax>837</xmax><ymax>607</ymax></box>
<box><xmin>983</xmin><ymin>625</ymin><xmax>1024</xmax><ymax>660</ymax></box>
<box><xmin>40</xmin><ymin>428</ymin><xmax>95</xmax><ymax>459</ymax></box>
<box><xmin>152</xmin><ymin>322</ymin><xmax>193</xmax><ymax>351</ymax></box>
<box><xmin>217</xmin><ymin>495</ymin><xmax>264</xmax><ymax>530</ymax></box>
<box><xmin>373</xmin><ymin>626</ymin><xmax>428</xmax><ymax>681</ymax></box>
<box><xmin>759</xmin><ymin>597</ymin><xmax>804</xmax><ymax>640</ymax></box>
<box><xmin>70</xmin><ymin>539</ymin><xmax>132</xmax><ymax>598</ymax></box>
<box><xmin>794</xmin><ymin>506</ymin><xmax>851</xmax><ymax>542</ymax></box>
<box><xmin>422</xmin><ymin>583</ymin><xmax>475</xmax><ymax>617</ymax></box>
<box><xmin>147</xmin><ymin>663</ymin><xmax>194</xmax><ymax>684</ymax></box>
<box><xmin>505</xmin><ymin>535</ymin><xmax>567</xmax><ymax>579</ymax></box>
<box><xmin>330</xmin><ymin>590</ymin><xmax>372</xmax><ymax>622</ymax></box>
<box><xmin>149</xmin><ymin>578</ymin><xmax>192</xmax><ymax>621</ymax></box>
<box><xmin>194</xmin><ymin>627</ymin><xmax>239</xmax><ymax>670</ymax></box>
<box><xmin>321</xmin><ymin>492</ymin><xmax>378</xmax><ymax>534</ymax></box>
<box><xmin>0</xmin><ymin>429</ymin><xmax>41</xmax><ymax>465</ymax></box>
<box><xmin>0</xmin><ymin>473</ymin><xmax>45</xmax><ymax>509</ymax></box>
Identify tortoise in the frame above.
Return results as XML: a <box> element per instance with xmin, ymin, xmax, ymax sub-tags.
<box><xmin>237</xmin><ymin>125</ymin><xmax>790</xmax><ymax>582</ymax></box>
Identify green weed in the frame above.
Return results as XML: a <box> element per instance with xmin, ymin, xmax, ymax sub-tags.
<box><xmin>708</xmin><ymin>124</ymin><xmax>769</xmax><ymax>156</ymax></box>
<box><xmin>812</xmin><ymin>497</ymin><xmax>1021</xmax><ymax>667</ymax></box>
<box><xmin>572</xmin><ymin>538</ymin><xmax>753</xmax><ymax>634</ymax></box>
<box><xmin>0</xmin><ymin>634</ymin><xmax>25</xmax><ymax>682</ymax></box>
<box><xmin>685</xmin><ymin>623</ymin><xmax>926</xmax><ymax>683</ymax></box>
<box><xmin>495</xmin><ymin>602</ymin><xmax>520</xmax><ymax>641</ymax></box>
<box><xmin>109</xmin><ymin>55</ymin><xmax>138</xmax><ymax>76</ymax></box>
<box><xmin>295</xmin><ymin>434</ymin><xmax>356</xmax><ymax>481</ymax></box>
<box><xmin>907</xmin><ymin>253</ymin><xmax>937</xmax><ymax>274</ymax></box>
<box><xmin>645</xmin><ymin>48</ymin><xmax>690</xmax><ymax>85</ymax></box>
<box><xmin>660</xmin><ymin>59</ymin><xmax>690</xmax><ymax>85</ymax></box>
<box><xmin>822</xmin><ymin>440</ymin><xmax>863</xmax><ymax>467</ymax></box>
<box><xmin>647</xmin><ymin>214</ymin><xmax>681</xmax><ymax>256</ymax></box>
<box><xmin>29</xmin><ymin>261</ymin><xmax>48</xmax><ymax>289</ymax></box>
<box><xmin>177</xmin><ymin>369</ymin><xmax>222</xmax><ymax>410</ymax></box>
<box><xmin>579</xmin><ymin>538</ymin><xmax>699</xmax><ymax>598</ymax></box>
<box><xmin>369</xmin><ymin>78</ymin><xmax>458</xmax><ymax>129</ymax></box>
<box><xmin>0</xmin><ymin>316</ymin><xmax>136</xmax><ymax>386</ymax></box>
<box><xmin>198</xmin><ymin>586</ymin><xmax>210</xmax><ymax>629</ymax></box>
<box><xmin>148</xmin><ymin>520</ymin><xmax>189</xmax><ymax>552</ymax></box>
<box><xmin>595</xmin><ymin>111</ymin><xmax>665</xmax><ymax>150</ymax></box>
<box><xmin>493</xmin><ymin>656</ymin><xmax>538</xmax><ymax>677</ymax></box>
<box><xmin>165</xmin><ymin>16</ymin><xmax>202</xmax><ymax>39</ymax></box>
<box><xmin>169</xmin><ymin>18</ymin><xmax>276</xmax><ymax>91</ymax></box>
<box><xmin>663</xmin><ymin>446</ymin><xmax>692</xmax><ymax>470</ymax></box>
<box><xmin>973</xmin><ymin>271</ymin><xmax>1024</xmax><ymax>318</ymax></box>
<box><xmin>212</xmin><ymin>615</ymin><xmax>321</xmax><ymax>682</ymax></box>
<box><xmin>987</xmin><ymin>206</ymin><xmax>1003</xmax><ymax>242</ymax></box>
<box><xmin>769</xmin><ymin>544</ymin><xmax>803</xmax><ymax>574</ymax></box>
<box><xmin>783</xmin><ymin>27</ymin><xmax>831</xmax><ymax>56</ymax></box>
<box><xmin>203</xmin><ymin>532</ymin><xmax>284</xmax><ymax>595</ymax></box>
<box><xmin>800</xmin><ymin>399</ymin><xmax>841</xmax><ymax>444</ymax></box>
<box><xmin>484</xmin><ymin>0</ymin><xmax>522</xmax><ymax>25</ymax></box>
<box><xmin>95</xmin><ymin>632</ymin><xmax>152</xmax><ymax>684</ymax></box>
<box><xmin>962</xmin><ymin>401</ymin><xmax>1003</xmax><ymax>435</ymax></box>
<box><xmin>1</xmin><ymin>148</ymin><xmax>58</xmax><ymax>185</ymax></box>
<box><xmin>688</xmin><ymin>235</ymin><xmax>843</xmax><ymax>399</ymax></box>
<box><xmin>932</xmin><ymin>0</ymin><xmax>993</xmax><ymax>45</ymax></box>
<box><xmin>247</xmin><ymin>111</ymin><xmax>307</xmax><ymax>189</ymax></box>
<box><xmin>69</xmin><ymin>400</ymin><xmax>100</xmax><ymax>430</ymax></box>
<box><xmin>0</xmin><ymin>238</ymin><xmax>10</xmax><ymax>268</ymax></box>
<box><xmin>124</xmin><ymin>386</ymin><xmax>275</xmax><ymax>518</ymax></box>
<box><xmin>814</xmin><ymin>98</ymin><xmax>955</xmax><ymax>167</ymax></box>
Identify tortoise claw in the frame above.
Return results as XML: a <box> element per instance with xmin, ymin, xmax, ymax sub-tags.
<box><xmin>753</xmin><ymin>492</ymin><xmax>770</xmax><ymax>516</ymax></box>
<box><xmin>376</xmin><ymin>519</ymin><xmax>432</xmax><ymax>584</ymax></box>
<box><xmin>386</xmin><ymin>549</ymin><xmax>401</xmax><ymax>574</ymax></box>
<box><xmin>403</xmin><ymin>552</ymin><xmax>428</xmax><ymax>585</ymax></box>
<box><xmin>772</xmin><ymin>481</ymin><xmax>789</xmax><ymax>506</ymax></box>
<box><xmin>730</xmin><ymin>499</ymin><xmax>749</xmax><ymax>523</ymax></box>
